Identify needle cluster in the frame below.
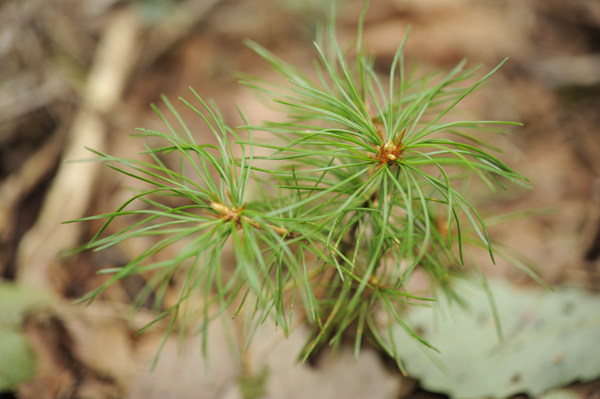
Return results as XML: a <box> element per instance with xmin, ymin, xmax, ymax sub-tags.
<box><xmin>66</xmin><ymin>6</ymin><xmax>541</xmax><ymax>372</ymax></box>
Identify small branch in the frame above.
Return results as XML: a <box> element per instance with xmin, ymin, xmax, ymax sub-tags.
<box><xmin>242</xmin><ymin>216</ymin><xmax>299</xmax><ymax>239</ymax></box>
<box><xmin>210</xmin><ymin>202</ymin><xmax>299</xmax><ymax>239</ymax></box>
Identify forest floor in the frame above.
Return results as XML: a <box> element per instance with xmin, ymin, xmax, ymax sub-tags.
<box><xmin>1</xmin><ymin>0</ymin><xmax>600</xmax><ymax>398</ymax></box>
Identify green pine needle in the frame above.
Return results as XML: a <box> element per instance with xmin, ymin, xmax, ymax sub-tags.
<box><xmin>64</xmin><ymin>5</ymin><xmax>542</xmax><ymax>368</ymax></box>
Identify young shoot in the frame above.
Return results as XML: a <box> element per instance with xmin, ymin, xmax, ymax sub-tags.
<box><xmin>65</xmin><ymin>5</ymin><xmax>539</xmax><ymax>372</ymax></box>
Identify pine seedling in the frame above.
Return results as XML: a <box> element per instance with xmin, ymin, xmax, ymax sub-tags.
<box><xmin>65</xmin><ymin>5</ymin><xmax>538</xmax><ymax>371</ymax></box>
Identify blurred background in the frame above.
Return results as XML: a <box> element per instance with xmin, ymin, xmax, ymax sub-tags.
<box><xmin>1</xmin><ymin>0</ymin><xmax>600</xmax><ymax>398</ymax></box>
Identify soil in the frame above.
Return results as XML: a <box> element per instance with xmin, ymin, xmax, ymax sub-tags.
<box><xmin>1</xmin><ymin>0</ymin><xmax>599</xmax><ymax>398</ymax></box>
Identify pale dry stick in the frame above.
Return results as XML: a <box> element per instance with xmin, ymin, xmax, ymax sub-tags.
<box><xmin>16</xmin><ymin>9</ymin><xmax>142</xmax><ymax>289</ymax></box>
